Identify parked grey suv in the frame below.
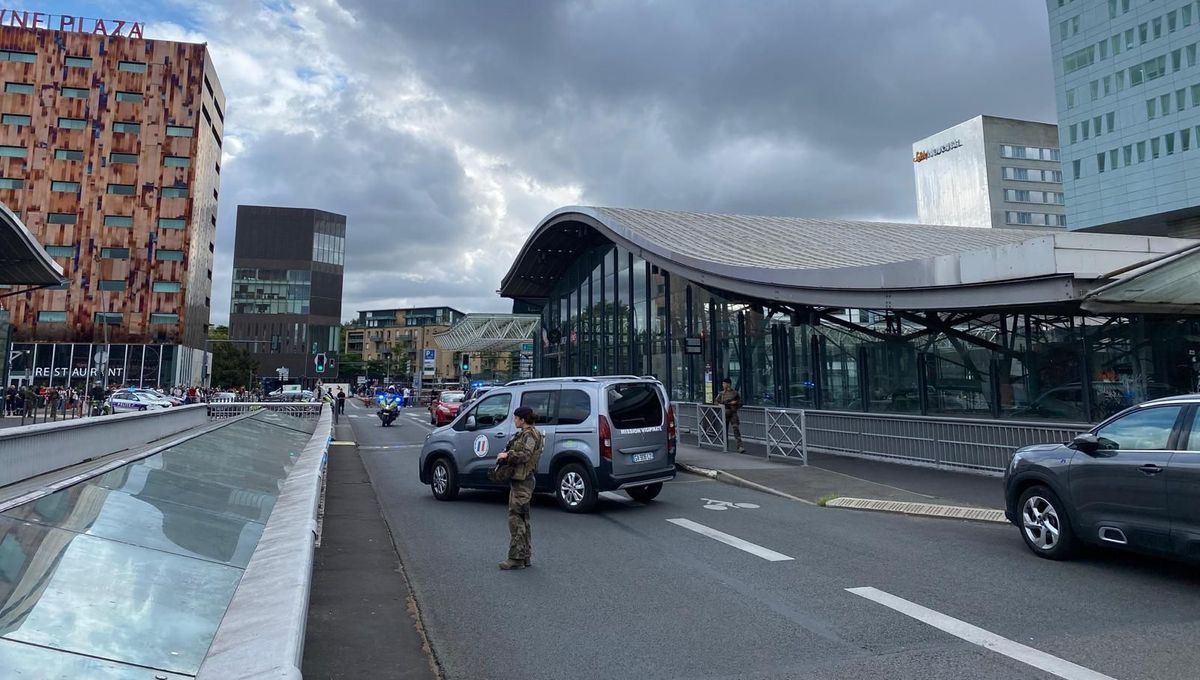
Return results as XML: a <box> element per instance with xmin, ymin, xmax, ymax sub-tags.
<box><xmin>1004</xmin><ymin>395</ymin><xmax>1200</xmax><ymax>561</ymax></box>
<box><xmin>418</xmin><ymin>376</ymin><xmax>677</xmax><ymax>512</ymax></box>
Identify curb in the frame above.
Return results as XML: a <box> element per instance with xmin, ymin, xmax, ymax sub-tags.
<box><xmin>825</xmin><ymin>497</ymin><xmax>1008</xmax><ymax>524</ymax></box>
<box><xmin>676</xmin><ymin>463</ymin><xmax>816</xmax><ymax>505</ymax></box>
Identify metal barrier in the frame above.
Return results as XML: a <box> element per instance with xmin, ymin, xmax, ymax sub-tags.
<box><xmin>0</xmin><ymin>404</ymin><xmax>210</xmax><ymax>488</ymax></box>
<box><xmin>696</xmin><ymin>403</ymin><xmax>726</xmax><ymax>450</ymax></box>
<box><xmin>207</xmin><ymin>402</ymin><xmax>325</xmax><ymax>421</ymax></box>
<box><xmin>804</xmin><ymin>410</ymin><xmax>1087</xmax><ymax>473</ymax></box>
<box><xmin>765</xmin><ymin>408</ymin><xmax>807</xmax><ymax>464</ymax></box>
<box><xmin>674</xmin><ymin>401</ymin><xmax>699</xmax><ymax>434</ymax></box>
<box><xmin>672</xmin><ymin>402</ymin><xmax>1087</xmax><ymax>473</ymax></box>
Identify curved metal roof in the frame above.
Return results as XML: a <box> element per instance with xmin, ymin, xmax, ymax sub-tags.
<box><xmin>501</xmin><ymin>206</ymin><xmax>1197</xmax><ymax>310</ymax></box>
<box><xmin>0</xmin><ymin>201</ymin><xmax>65</xmax><ymax>285</ymax></box>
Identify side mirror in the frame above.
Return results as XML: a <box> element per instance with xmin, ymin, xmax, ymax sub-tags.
<box><xmin>465</xmin><ymin>415</ymin><xmax>477</xmax><ymax>431</ymax></box>
<box><xmin>1070</xmin><ymin>433</ymin><xmax>1099</xmax><ymax>453</ymax></box>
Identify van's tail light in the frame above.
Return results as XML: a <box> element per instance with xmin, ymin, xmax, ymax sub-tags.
<box><xmin>599</xmin><ymin>415</ymin><xmax>613</xmax><ymax>461</ymax></box>
<box><xmin>666</xmin><ymin>405</ymin><xmax>677</xmax><ymax>455</ymax></box>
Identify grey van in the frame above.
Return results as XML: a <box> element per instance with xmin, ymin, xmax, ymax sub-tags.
<box><xmin>418</xmin><ymin>376</ymin><xmax>677</xmax><ymax>512</ymax></box>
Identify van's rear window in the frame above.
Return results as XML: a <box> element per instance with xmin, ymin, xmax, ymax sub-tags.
<box><xmin>606</xmin><ymin>383</ymin><xmax>663</xmax><ymax>429</ymax></box>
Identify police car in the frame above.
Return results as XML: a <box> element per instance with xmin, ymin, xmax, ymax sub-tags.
<box><xmin>108</xmin><ymin>390</ymin><xmax>173</xmax><ymax>413</ymax></box>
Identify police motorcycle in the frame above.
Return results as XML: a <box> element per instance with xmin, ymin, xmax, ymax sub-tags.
<box><xmin>377</xmin><ymin>388</ymin><xmax>402</xmax><ymax>427</ymax></box>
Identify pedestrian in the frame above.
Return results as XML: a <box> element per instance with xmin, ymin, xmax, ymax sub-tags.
<box><xmin>336</xmin><ymin>388</ymin><xmax>346</xmax><ymax>414</ymax></box>
<box><xmin>4</xmin><ymin>383</ymin><xmax>14</xmax><ymax>416</ymax></box>
<box><xmin>47</xmin><ymin>386</ymin><xmax>60</xmax><ymax>421</ymax></box>
<box><xmin>716</xmin><ymin>377</ymin><xmax>745</xmax><ymax>453</ymax></box>
<box><xmin>89</xmin><ymin>382</ymin><xmax>106</xmax><ymax>416</ymax></box>
<box><xmin>402</xmin><ymin>386</ymin><xmax>411</xmax><ymax>408</ymax></box>
<box><xmin>494</xmin><ymin>405</ymin><xmax>545</xmax><ymax>570</ymax></box>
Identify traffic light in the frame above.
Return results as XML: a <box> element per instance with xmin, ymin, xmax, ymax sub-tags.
<box><xmin>461</xmin><ymin>353</ymin><xmax>470</xmax><ymax>372</ymax></box>
<box><xmin>315</xmin><ymin>353</ymin><xmax>327</xmax><ymax>373</ymax></box>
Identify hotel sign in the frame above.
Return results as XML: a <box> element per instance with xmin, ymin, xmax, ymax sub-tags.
<box><xmin>0</xmin><ymin>9</ymin><xmax>145</xmax><ymax>38</ymax></box>
<box><xmin>913</xmin><ymin>139</ymin><xmax>962</xmax><ymax>163</ymax></box>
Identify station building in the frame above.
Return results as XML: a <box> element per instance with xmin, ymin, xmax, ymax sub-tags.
<box><xmin>501</xmin><ymin>206</ymin><xmax>1200</xmax><ymax>424</ymax></box>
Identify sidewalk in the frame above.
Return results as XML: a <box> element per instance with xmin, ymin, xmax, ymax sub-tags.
<box><xmin>676</xmin><ymin>441</ymin><xmax>1004</xmax><ymax>510</ymax></box>
<box><xmin>302</xmin><ymin>423</ymin><xmax>437</xmax><ymax>679</ymax></box>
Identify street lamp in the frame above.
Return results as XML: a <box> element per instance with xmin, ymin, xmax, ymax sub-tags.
<box><xmin>383</xmin><ymin>351</ymin><xmax>392</xmax><ymax>384</ymax></box>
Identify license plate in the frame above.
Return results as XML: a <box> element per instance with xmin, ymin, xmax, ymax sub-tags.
<box><xmin>632</xmin><ymin>452</ymin><xmax>654</xmax><ymax>463</ymax></box>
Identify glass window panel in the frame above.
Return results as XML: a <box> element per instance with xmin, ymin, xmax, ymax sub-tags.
<box><xmin>3</xmin><ymin>113</ymin><xmax>31</xmax><ymax>126</ymax></box>
<box><xmin>47</xmin><ymin>213</ymin><xmax>76</xmax><ymax>224</ymax></box>
<box><xmin>117</xmin><ymin>60</ymin><xmax>147</xmax><ymax>73</ymax></box>
<box><xmin>106</xmin><ymin>184</ymin><xmax>135</xmax><ymax>195</ymax></box>
<box><xmin>165</xmin><ymin>125</ymin><xmax>193</xmax><ymax>137</ymax></box>
<box><xmin>0</xmin><ymin>515</ymin><xmax>241</xmax><ymax>675</ymax></box>
<box><xmin>0</xmin><ymin>177</ymin><xmax>23</xmax><ymax>188</ymax></box>
<box><xmin>164</xmin><ymin>155</ymin><xmax>190</xmax><ymax>167</ymax></box>
<box><xmin>1096</xmin><ymin>406</ymin><xmax>1182</xmax><ymax>450</ymax></box>
<box><xmin>60</xmin><ymin>86</ymin><xmax>88</xmax><ymax>99</ymax></box>
<box><xmin>153</xmin><ymin>281</ymin><xmax>182</xmax><ymax>293</ymax></box>
<box><xmin>55</xmin><ymin>148</ymin><xmax>82</xmax><ymax>160</ymax></box>
<box><xmin>114</xmin><ymin>91</ymin><xmax>143</xmax><ymax>102</ymax></box>
<box><xmin>157</xmin><ymin>218</ymin><xmax>186</xmax><ymax>229</ymax></box>
<box><xmin>57</xmin><ymin>117</ymin><xmax>85</xmax><ymax>129</ymax></box>
<box><xmin>112</xmin><ymin>121</ymin><xmax>139</xmax><ymax>134</ymax></box>
<box><xmin>4</xmin><ymin>81</ymin><xmax>32</xmax><ymax>94</ymax></box>
<box><xmin>64</xmin><ymin>55</ymin><xmax>91</xmax><ymax>67</ymax></box>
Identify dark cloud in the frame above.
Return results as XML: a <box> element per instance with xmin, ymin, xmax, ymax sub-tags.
<box><xmin>203</xmin><ymin>0</ymin><xmax>1055</xmax><ymax>323</ymax></box>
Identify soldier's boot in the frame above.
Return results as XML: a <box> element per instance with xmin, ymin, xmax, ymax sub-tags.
<box><xmin>498</xmin><ymin>559</ymin><xmax>526</xmax><ymax>570</ymax></box>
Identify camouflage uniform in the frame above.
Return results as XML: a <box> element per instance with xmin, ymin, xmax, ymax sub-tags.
<box><xmin>716</xmin><ymin>385</ymin><xmax>744</xmax><ymax>452</ymax></box>
<box><xmin>503</xmin><ymin>425</ymin><xmax>545</xmax><ymax>566</ymax></box>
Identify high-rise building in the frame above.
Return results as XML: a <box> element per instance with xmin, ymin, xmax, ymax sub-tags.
<box><xmin>913</xmin><ymin>115</ymin><xmax>1066</xmax><ymax>229</ymax></box>
<box><xmin>1047</xmin><ymin>0</ymin><xmax>1200</xmax><ymax>234</ymax></box>
<box><xmin>229</xmin><ymin>206</ymin><xmax>346</xmax><ymax>386</ymax></box>
<box><xmin>0</xmin><ymin>14</ymin><xmax>224</xmax><ymax>388</ymax></box>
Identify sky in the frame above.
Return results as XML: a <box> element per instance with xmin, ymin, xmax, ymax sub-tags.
<box><xmin>35</xmin><ymin>0</ymin><xmax>1058</xmax><ymax>325</ymax></box>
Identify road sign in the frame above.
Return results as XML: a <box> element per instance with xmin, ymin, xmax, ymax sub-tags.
<box><xmin>423</xmin><ymin>349</ymin><xmax>436</xmax><ymax>375</ymax></box>
<box><xmin>684</xmin><ymin>337</ymin><xmax>703</xmax><ymax>355</ymax></box>
<box><xmin>356</xmin><ymin>376</ymin><xmax>367</xmax><ymax>384</ymax></box>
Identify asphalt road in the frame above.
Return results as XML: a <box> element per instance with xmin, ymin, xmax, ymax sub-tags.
<box><xmin>341</xmin><ymin>397</ymin><xmax>1200</xmax><ymax>680</ymax></box>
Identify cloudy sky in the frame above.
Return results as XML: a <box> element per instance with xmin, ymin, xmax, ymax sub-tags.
<box><xmin>43</xmin><ymin>0</ymin><xmax>1057</xmax><ymax>324</ymax></box>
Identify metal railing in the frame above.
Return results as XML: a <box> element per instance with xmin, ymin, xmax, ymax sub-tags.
<box><xmin>207</xmin><ymin>402</ymin><xmax>326</xmax><ymax>421</ymax></box>
<box><xmin>765</xmin><ymin>408</ymin><xmax>807</xmax><ymax>464</ymax></box>
<box><xmin>673</xmin><ymin>402</ymin><xmax>1088</xmax><ymax>473</ymax></box>
<box><xmin>696</xmin><ymin>404</ymin><xmax>726</xmax><ymax>450</ymax></box>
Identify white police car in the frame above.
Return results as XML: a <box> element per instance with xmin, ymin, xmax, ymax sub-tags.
<box><xmin>108</xmin><ymin>390</ymin><xmax>172</xmax><ymax>413</ymax></box>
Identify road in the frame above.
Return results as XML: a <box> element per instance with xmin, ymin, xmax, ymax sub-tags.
<box><xmin>340</xmin><ymin>397</ymin><xmax>1200</xmax><ymax>680</ymax></box>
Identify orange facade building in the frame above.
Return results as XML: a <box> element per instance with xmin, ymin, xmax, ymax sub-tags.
<box><xmin>0</xmin><ymin>19</ymin><xmax>224</xmax><ymax>387</ymax></box>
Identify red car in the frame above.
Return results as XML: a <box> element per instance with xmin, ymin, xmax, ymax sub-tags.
<box><xmin>430</xmin><ymin>390</ymin><xmax>466</xmax><ymax>426</ymax></box>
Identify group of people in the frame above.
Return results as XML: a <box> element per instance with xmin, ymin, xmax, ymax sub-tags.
<box><xmin>4</xmin><ymin>383</ymin><xmax>84</xmax><ymax>420</ymax></box>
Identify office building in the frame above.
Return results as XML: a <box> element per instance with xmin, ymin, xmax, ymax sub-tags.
<box><xmin>1047</xmin><ymin>0</ymin><xmax>1200</xmax><ymax>234</ymax></box>
<box><xmin>346</xmin><ymin>307</ymin><xmax>465</xmax><ymax>381</ymax></box>
<box><xmin>0</xmin><ymin>18</ymin><xmax>224</xmax><ymax>388</ymax></box>
<box><xmin>914</xmin><ymin>115</ymin><xmax>1066</xmax><ymax>229</ymax></box>
<box><xmin>229</xmin><ymin>206</ymin><xmax>346</xmax><ymax>385</ymax></box>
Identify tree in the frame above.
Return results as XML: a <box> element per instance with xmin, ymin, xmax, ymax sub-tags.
<box><xmin>209</xmin><ymin>325</ymin><xmax>259</xmax><ymax>389</ymax></box>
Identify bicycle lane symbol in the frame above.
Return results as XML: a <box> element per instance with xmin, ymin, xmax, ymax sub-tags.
<box><xmin>702</xmin><ymin>498</ymin><xmax>760</xmax><ymax>511</ymax></box>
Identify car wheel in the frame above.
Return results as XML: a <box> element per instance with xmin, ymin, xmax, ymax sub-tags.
<box><xmin>626</xmin><ymin>482</ymin><xmax>663</xmax><ymax>503</ymax></box>
<box><xmin>430</xmin><ymin>457</ymin><xmax>459</xmax><ymax>501</ymax></box>
<box><xmin>1018</xmin><ymin>485</ymin><xmax>1075</xmax><ymax>560</ymax></box>
<box><xmin>555</xmin><ymin>463</ymin><xmax>597</xmax><ymax>513</ymax></box>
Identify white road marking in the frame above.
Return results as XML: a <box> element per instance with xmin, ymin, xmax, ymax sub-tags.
<box><xmin>846</xmin><ymin>587</ymin><xmax>1118</xmax><ymax>680</ymax></box>
<box><xmin>666</xmin><ymin>518</ymin><xmax>794</xmax><ymax>562</ymax></box>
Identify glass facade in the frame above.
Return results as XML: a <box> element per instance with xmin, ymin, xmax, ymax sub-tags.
<box><xmin>532</xmin><ymin>244</ymin><xmax>1200</xmax><ymax>424</ymax></box>
<box><xmin>6</xmin><ymin>343</ymin><xmax>177</xmax><ymax>388</ymax></box>
<box><xmin>231</xmin><ymin>268</ymin><xmax>311</xmax><ymax>315</ymax></box>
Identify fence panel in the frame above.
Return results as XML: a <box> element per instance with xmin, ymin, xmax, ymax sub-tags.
<box><xmin>765</xmin><ymin>408</ymin><xmax>807</xmax><ymax>464</ymax></box>
<box><xmin>696</xmin><ymin>404</ymin><xmax>726</xmax><ymax>450</ymax></box>
<box><xmin>804</xmin><ymin>410</ymin><xmax>1088</xmax><ymax>473</ymax></box>
<box><xmin>207</xmin><ymin>402</ymin><xmax>326</xmax><ymax>421</ymax></box>
<box><xmin>674</xmin><ymin>401</ymin><xmax>699</xmax><ymax>435</ymax></box>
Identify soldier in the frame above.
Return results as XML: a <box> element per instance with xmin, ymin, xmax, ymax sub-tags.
<box><xmin>716</xmin><ymin>378</ymin><xmax>745</xmax><ymax>453</ymax></box>
<box><xmin>495</xmin><ymin>405</ymin><xmax>544</xmax><ymax>570</ymax></box>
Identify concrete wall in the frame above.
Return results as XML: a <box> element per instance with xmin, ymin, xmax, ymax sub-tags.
<box><xmin>914</xmin><ymin>116</ymin><xmax>991</xmax><ymax>228</ymax></box>
<box><xmin>0</xmin><ymin>404</ymin><xmax>209</xmax><ymax>487</ymax></box>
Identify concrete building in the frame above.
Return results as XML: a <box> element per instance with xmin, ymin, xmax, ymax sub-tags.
<box><xmin>345</xmin><ymin>307</ymin><xmax>465</xmax><ymax>381</ymax></box>
<box><xmin>1047</xmin><ymin>0</ymin><xmax>1200</xmax><ymax>234</ymax></box>
<box><xmin>914</xmin><ymin>115</ymin><xmax>1065</xmax><ymax>229</ymax></box>
<box><xmin>228</xmin><ymin>206</ymin><xmax>346</xmax><ymax>386</ymax></box>
<box><xmin>0</xmin><ymin>18</ymin><xmax>224</xmax><ymax>388</ymax></box>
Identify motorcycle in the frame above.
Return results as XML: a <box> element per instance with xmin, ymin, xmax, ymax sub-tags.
<box><xmin>378</xmin><ymin>398</ymin><xmax>400</xmax><ymax>427</ymax></box>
